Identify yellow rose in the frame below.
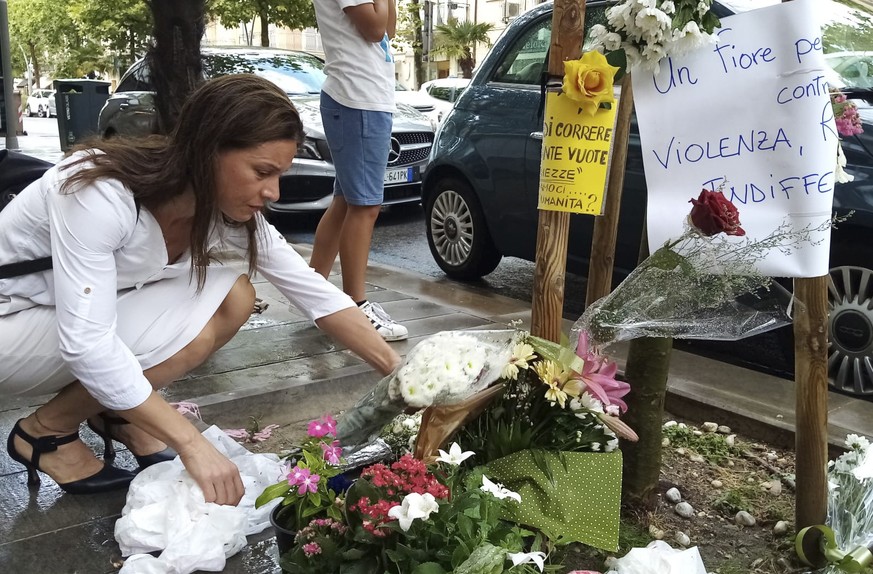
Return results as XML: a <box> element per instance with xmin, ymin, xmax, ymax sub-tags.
<box><xmin>562</xmin><ymin>51</ymin><xmax>620</xmax><ymax>115</ymax></box>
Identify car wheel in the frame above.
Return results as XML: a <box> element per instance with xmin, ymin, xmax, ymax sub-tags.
<box><xmin>425</xmin><ymin>177</ymin><xmax>501</xmax><ymax>280</ymax></box>
<box><xmin>828</xmin><ymin>264</ymin><xmax>873</xmax><ymax>396</ymax></box>
<box><xmin>27</xmin><ymin>105</ymin><xmax>35</xmax><ymax>117</ymax></box>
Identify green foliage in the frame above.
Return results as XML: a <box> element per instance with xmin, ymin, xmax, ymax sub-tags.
<box><xmin>208</xmin><ymin>0</ymin><xmax>316</xmax><ymax>46</ymax></box>
<box><xmin>711</xmin><ymin>484</ymin><xmax>791</xmax><ymax>523</ymax></box>
<box><xmin>431</xmin><ymin>18</ymin><xmax>494</xmax><ymax>78</ymax></box>
<box><xmin>662</xmin><ymin>424</ymin><xmax>741</xmax><ymax>465</ymax></box>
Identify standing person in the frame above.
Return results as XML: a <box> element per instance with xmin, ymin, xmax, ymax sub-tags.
<box><xmin>0</xmin><ymin>74</ymin><xmax>400</xmax><ymax>504</ymax></box>
<box><xmin>309</xmin><ymin>0</ymin><xmax>409</xmax><ymax>341</ymax></box>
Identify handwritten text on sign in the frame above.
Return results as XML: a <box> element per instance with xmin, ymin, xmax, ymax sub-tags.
<box><xmin>632</xmin><ymin>0</ymin><xmax>836</xmax><ymax>277</ymax></box>
<box><xmin>538</xmin><ymin>92</ymin><xmax>616</xmax><ymax>216</ymax></box>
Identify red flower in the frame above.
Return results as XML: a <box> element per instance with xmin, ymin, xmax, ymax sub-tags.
<box><xmin>688</xmin><ymin>189</ymin><xmax>745</xmax><ymax>237</ymax></box>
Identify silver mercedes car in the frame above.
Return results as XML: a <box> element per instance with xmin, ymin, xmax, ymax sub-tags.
<box><xmin>97</xmin><ymin>46</ymin><xmax>434</xmax><ymax>213</ymax></box>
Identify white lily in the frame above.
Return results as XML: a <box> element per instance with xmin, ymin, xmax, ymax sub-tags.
<box><xmin>436</xmin><ymin>442</ymin><xmax>475</xmax><ymax>466</ymax></box>
<box><xmin>387</xmin><ymin>492</ymin><xmax>439</xmax><ymax>531</ymax></box>
<box><xmin>507</xmin><ymin>550</ymin><xmax>547</xmax><ymax>572</ymax></box>
<box><xmin>481</xmin><ymin>475</ymin><xmax>522</xmax><ymax>503</ymax></box>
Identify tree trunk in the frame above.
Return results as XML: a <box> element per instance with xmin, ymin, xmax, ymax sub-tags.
<box><xmin>146</xmin><ymin>0</ymin><xmax>206</xmax><ymax>134</ymax></box>
<box><xmin>29</xmin><ymin>44</ymin><xmax>40</xmax><ymax>90</ymax></box>
<box><xmin>621</xmin><ymin>336</ymin><xmax>673</xmax><ymax>507</ymax></box>
<box><xmin>260</xmin><ymin>10</ymin><xmax>270</xmax><ymax>47</ymax></box>
<box><xmin>410</xmin><ymin>0</ymin><xmax>426</xmax><ymax>87</ymax></box>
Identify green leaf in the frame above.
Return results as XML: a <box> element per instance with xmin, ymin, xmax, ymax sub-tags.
<box><xmin>411</xmin><ymin>563</ymin><xmax>448</xmax><ymax>574</ymax></box>
<box><xmin>255</xmin><ymin>481</ymin><xmax>290</xmax><ymax>508</ymax></box>
<box><xmin>605</xmin><ymin>49</ymin><xmax>628</xmax><ymax>80</ymax></box>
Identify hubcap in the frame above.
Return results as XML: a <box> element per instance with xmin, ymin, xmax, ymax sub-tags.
<box><xmin>828</xmin><ymin>266</ymin><xmax>873</xmax><ymax>395</ymax></box>
<box><xmin>430</xmin><ymin>189</ymin><xmax>474</xmax><ymax>267</ymax></box>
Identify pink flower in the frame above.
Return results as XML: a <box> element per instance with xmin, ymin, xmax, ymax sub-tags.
<box><xmin>287</xmin><ymin>465</ymin><xmax>310</xmax><ymax>486</ymax></box>
<box><xmin>321</xmin><ymin>440</ymin><xmax>343</xmax><ymax>465</ymax></box>
<box><xmin>297</xmin><ymin>472</ymin><xmax>320</xmax><ymax>495</ymax></box>
<box><xmin>302</xmin><ymin>542</ymin><xmax>322</xmax><ymax>557</ymax></box>
<box><xmin>307</xmin><ymin>415</ymin><xmax>337</xmax><ymax>438</ymax></box>
<box><xmin>573</xmin><ymin>331</ymin><xmax>631</xmax><ymax>413</ymax></box>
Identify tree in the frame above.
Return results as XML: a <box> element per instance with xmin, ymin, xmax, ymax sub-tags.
<box><xmin>393</xmin><ymin>0</ymin><xmax>426</xmax><ymax>88</ymax></box>
<box><xmin>431</xmin><ymin>18</ymin><xmax>493</xmax><ymax>78</ymax></box>
<box><xmin>208</xmin><ymin>0</ymin><xmax>316</xmax><ymax>48</ymax></box>
<box><xmin>8</xmin><ymin>0</ymin><xmax>76</xmax><ymax>86</ymax></box>
<box><xmin>67</xmin><ymin>0</ymin><xmax>152</xmax><ymax>72</ymax></box>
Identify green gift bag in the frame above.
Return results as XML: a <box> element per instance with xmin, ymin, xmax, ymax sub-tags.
<box><xmin>486</xmin><ymin>449</ymin><xmax>622</xmax><ymax>551</ymax></box>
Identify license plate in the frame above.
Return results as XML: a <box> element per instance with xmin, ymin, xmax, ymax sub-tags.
<box><xmin>384</xmin><ymin>167</ymin><xmax>412</xmax><ymax>185</ymax></box>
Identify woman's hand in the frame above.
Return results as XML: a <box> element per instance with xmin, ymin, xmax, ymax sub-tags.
<box><xmin>316</xmin><ymin>306</ymin><xmax>401</xmax><ymax>375</ymax></box>
<box><xmin>177</xmin><ymin>439</ymin><xmax>245</xmax><ymax>506</ymax></box>
<box><xmin>120</xmin><ymin>392</ymin><xmax>246</xmax><ymax>505</ymax></box>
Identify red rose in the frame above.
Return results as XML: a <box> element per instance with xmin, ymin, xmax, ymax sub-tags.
<box><xmin>688</xmin><ymin>189</ymin><xmax>745</xmax><ymax>237</ymax></box>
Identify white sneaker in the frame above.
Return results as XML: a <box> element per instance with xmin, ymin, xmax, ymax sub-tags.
<box><xmin>359</xmin><ymin>301</ymin><xmax>409</xmax><ymax>341</ymax></box>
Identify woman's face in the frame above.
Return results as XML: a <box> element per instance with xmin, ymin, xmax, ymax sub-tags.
<box><xmin>215</xmin><ymin>140</ymin><xmax>298</xmax><ymax>222</ymax></box>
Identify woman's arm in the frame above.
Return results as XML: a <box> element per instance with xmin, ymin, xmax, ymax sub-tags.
<box><xmin>316</xmin><ymin>306</ymin><xmax>401</xmax><ymax>376</ymax></box>
<box><xmin>119</xmin><ymin>393</ymin><xmax>245</xmax><ymax>506</ymax></box>
<box><xmin>345</xmin><ymin>0</ymin><xmax>396</xmax><ymax>42</ymax></box>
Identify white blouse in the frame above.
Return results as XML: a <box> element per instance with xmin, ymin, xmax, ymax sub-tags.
<box><xmin>0</xmin><ymin>152</ymin><xmax>355</xmax><ymax>410</ymax></box>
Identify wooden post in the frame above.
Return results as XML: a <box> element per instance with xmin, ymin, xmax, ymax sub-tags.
<box><xmin>530</xmin><ymin>0</ymin><xmax>585</xmax><ymax>341</ymax></box>
<box><xmin>794</xmin><ymin>275</ymin><xmax>829</xmax><ymax>529</ymax></box>
<box><xmin>585</xmin><ymin>75</ymin><xmax>634</xmax><ymax>307</ymax></box>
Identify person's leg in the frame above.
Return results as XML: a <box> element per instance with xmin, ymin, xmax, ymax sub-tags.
<box><xmin>338</xmin><ymin>203</ymin><xmax>382</xmax><ymax>301</ymax></box>
<box><xmin>11</xmin><ymin>274</ymin><xmax>255</xmax><ymax>483</ymax></box>
<box><xmin>309</xmin><ymin>195</ymin><xmax>348</xmax><ymax>279</ymax></box>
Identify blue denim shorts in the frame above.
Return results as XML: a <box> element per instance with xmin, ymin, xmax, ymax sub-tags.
<box><xmin>320</xmin><ymin>92</ymin><xmax>393</xmax><ymax>206</ymax></box>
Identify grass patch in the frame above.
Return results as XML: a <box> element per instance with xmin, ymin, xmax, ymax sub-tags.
<box><xmin>711</xmin><ymin>483</ymin><xmax>792</xmax><ymax>523</ymax></box>
<box><xmin>662</xmin><ymin>424</ymin><xmax>741</xmax><ymax>464</ymax></box>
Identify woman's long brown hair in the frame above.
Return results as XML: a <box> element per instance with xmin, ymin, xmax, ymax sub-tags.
<box><xmin>60</xmin><ymin>74</ymin><xmax>305</xmax><ymax>289</ymax></box>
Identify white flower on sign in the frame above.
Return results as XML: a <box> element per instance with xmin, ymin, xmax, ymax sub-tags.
<box><xmin>387</xmin><ymin>492</ymin><xmax>439</xmax><ymax>531</ymax></box>
<box><xmin>436</xmin><ymin>442</ymin><xmax>475</xmax><ymax>466</ymax></box>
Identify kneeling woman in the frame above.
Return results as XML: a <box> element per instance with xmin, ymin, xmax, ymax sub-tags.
<box><xmin>0</xmin><ymin>75</ymin><xmax>400</xmax><ymax>506</ymax></box>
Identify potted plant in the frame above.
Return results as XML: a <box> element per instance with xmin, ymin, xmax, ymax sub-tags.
<box><xmin>256</xmin><ymin>415</ymin><xmax>345</xmax><ymax>555</ymax></box>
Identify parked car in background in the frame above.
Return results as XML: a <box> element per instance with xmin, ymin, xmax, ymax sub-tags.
<box><xmin>422</xmin><ymin>0</ymin><xmax>873</xmax><ymax>397</ymax></box>
<box><xmin>98</xmin><ymin>47</ymin><xmax>435</xmax><ymax>213</ymax></box>
<box><xmin>394</xmin><ymin>82</ymin><xmax>441</xmax><ymax>129</ymax></box>
<box><xmin>25</xmin><ymin>89</ymin><xmax>56</xmax><ymax>118</ymax></box>
<box><xmin>420</xmin><ymin>78</ymin><xmax>470</xmax><ymax>123</ymax></box>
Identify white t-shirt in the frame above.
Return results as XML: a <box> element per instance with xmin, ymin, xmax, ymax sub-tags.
<box><xmin>313</xmin><ymin>0</ymin><xmax>396</xmax><ymax>113</ymax></box>
<box><xmin>0</xmin><ymin>153</ymin><xmax>355</xmax><ymax>410</ymax></box>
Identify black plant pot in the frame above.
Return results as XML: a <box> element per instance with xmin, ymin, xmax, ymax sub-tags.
<box><xmin>270</xmin><ymin>504</ymin><xmax>297</xmax><ymax>558</ymax></box>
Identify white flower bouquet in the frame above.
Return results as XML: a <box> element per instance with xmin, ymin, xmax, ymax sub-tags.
<box><xmin>336</xmin><ymin>330</ymin><xmax>521</xmax><ymax>446</ymax></box>
<box><xmin>796</xmin><ymin>434</ymin><xmax>873</xmax><ymax>573</ymax></box>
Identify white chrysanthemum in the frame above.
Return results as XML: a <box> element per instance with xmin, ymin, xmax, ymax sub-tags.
<box><xmin>603</xmin><ymin>32</ymin><xmax>624</xmax><ymax>51</ymax></box>
<box><xmin>660</xmin><ymin>0</ymin><xmax>675</xmax><ymax>14</ymax></box>
<box><xmin>605</xmin><ymin>437</ymin><xmax>620</xmax><ymax>452</ymax></box>
<box><xmin>579</xmin><ymin>391</ymin><xmax>604</xmax><ymax>412</ymax></box>
<box><xmin>697</xmin><ymin>0</ymin><xmax>710</xmax><ymax>17</ymax></box>
<box><xmin>635</xmin><ymin>7</ymin><xmax>671</xmax><ymax>36</ymax></box>
<box><xmin>590</xmin><ymin>24</ymin><xmax>608</xmax><ymax>39</ymax></box>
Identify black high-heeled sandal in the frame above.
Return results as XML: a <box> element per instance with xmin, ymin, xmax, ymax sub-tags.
<box><xmin>87</xmin><ymin>413</ymin><xmax>177</xmax><ymax>469</ymax></box>
<box><xmin>6</xmin><ymin>419</ymin><xmax>136</xmax><ymax>494</ymax></box>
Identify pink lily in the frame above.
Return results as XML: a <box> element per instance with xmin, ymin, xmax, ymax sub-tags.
<box><xmin>573</xmin><ymin>331</ymin><xmax>631</xmax><ymax>413</ymax></box>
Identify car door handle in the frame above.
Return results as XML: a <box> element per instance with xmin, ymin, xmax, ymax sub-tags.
<box><xmin>530</xmin><ymin>131</ymin><xmax>543</xmax><ymax>140</ymax></box>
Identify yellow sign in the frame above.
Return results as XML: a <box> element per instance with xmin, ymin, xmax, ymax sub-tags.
<box><xmin>537</xmin><ymin>92</ymin><xmax>616</xmax><ymax>215</ymax></box>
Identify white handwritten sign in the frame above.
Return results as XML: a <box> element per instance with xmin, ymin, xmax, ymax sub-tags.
<box><xmin>632</xmin><ymin>0</ymin><xmax>836</xmax><ymax>277</ymax></box>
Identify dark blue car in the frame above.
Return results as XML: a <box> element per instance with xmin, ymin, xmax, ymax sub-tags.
<box><xmin>422</xmin><ymin>0</ymin><xmax>873</xmax><ymax>396</ymax></box>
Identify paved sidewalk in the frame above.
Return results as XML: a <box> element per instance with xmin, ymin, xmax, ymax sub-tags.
<box><xmin>2</xmin><ymin>134</ymin><xmax>872</xmax><ymax>573</ymax></box>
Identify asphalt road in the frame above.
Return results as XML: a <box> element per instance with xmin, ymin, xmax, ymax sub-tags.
<box><xmin>273</xmin><ymin>205</ymin><xmax>591</xmax><ymax>319</ymax></box>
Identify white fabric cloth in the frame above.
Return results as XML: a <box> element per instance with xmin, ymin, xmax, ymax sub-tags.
<box><xmin>606</xmin><ymin>540</ymin><xmax>708</xmax><ymax>574</ymax></box>
<box><xmin>313</xmin><ymin>0</ymin><xmax>396</xmax><ymax>112</ymax></box>
<box><xmin>115</xmin><ymin>426</ymin><xmax>285</xmax><ymax>574</ymax></box>
<box><xmin>0</xmin><ymin>152</ymin><xmax>355</xmax><ymax>410</ymax></box>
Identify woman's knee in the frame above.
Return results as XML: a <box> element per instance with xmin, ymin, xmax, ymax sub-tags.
<box><xmin>217</xmin><ymin>274</ymin><xmax>256</xmax><ymax>332</ymax></box>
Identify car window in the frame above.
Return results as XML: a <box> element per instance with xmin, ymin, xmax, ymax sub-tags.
<box><xmin>203</xmin><ymin>52</ymin><xmax>326</xmax><ymax>95</ymax></box>
<box><xmin>429</xmin><ymin>86</ymin><xmax>453</xmax><ymax>101</ymax></box>
<box><xmin>489</xmin><ymin>6</ymin><xmax>607</xmax><ymax>86</ymax></box>
<box><xmin>117</xmin><ymin>61</ymin><xmax>152</xmax><ymax>92</ymax></box>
